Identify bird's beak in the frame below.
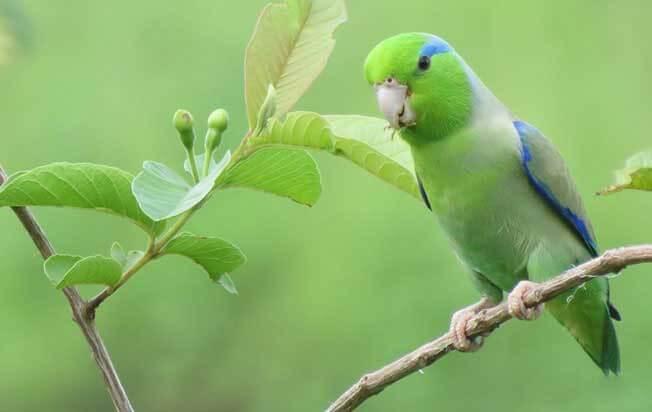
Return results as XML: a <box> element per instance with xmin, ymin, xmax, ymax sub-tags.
<box><xmin>374</xmin><ymin>77</ymin><xmax>416</xmax><ymax>129</ymax></box>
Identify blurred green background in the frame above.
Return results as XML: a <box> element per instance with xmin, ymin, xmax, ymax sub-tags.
<box><xmin>1</xmin><ymin>1</ymin><xmax>652</xmax><ymax>411</ymax></box>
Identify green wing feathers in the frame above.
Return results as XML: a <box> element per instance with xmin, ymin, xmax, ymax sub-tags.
<box><xmin>518</xmin><ymin>121</ymin><xmax>621</xmax><ymax>374</ymax></box>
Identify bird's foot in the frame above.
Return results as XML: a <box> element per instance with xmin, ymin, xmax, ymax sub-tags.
<box><xmin>450</xmin><ymin>297</ymin><xmax>495</xmax><ymax>352</ymax></box>
<box><xmin>507</xmin><ymin>280</ymin><xmax>544</xmax><ymax>321</ymax></box>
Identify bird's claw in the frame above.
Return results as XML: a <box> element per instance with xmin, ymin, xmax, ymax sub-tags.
<box><xmin>449</xmin><ymin>298</ymin><xmax>494</xmax><ymax>352</ymax></box>
<box><xmin>384</xmin><ymin>124</ymin><xmax>398</xmax><ymax>140</ymax></box>
<box><xmin>507</xmin><ymin>280</ymin><xmax>544</xmax><ymax>320</ymax></box>
<box><xmin>451</xmin><ymin>308</ymin><xmax>483</xmax><ymax>352</ymax></box>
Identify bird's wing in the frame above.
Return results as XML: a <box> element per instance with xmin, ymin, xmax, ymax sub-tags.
<box><xmin>513</xmin><ymin>120</ymin><xmax>598</xmax><ymax>257</ymax></box>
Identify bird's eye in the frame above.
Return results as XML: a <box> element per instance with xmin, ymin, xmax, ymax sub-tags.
<box><xmin>418</xmin><ymin>55</ymin><xmax>431</xmax><ymax>71</ymax></box>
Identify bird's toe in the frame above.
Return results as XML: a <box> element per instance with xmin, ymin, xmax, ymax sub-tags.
<box><xmin>450</xmin><ymin>308</ymin><xmax>483</xmax><ymax>352</ymax></box>
<box><xmin>507</xmin><ymin>280</ymin><xmax>544</xmax><ymax>321</ymax></box>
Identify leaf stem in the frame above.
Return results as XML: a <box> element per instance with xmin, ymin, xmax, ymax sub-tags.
<box><xmin>88</xmin><ymin>209</ymin><xmax>197</xmax><ymax>311</ymax></box>
<box><xmin>154</xmin><ymin>209</ymin><xmax>196</xmax><ymax>249</ymax></box>
<box><xmin>185</xmin><ymin>147</ymin><xmax>201</xmax><ymax>183</ymax></box>
<box><xmin>224</xmin><ymin>132</ymin><xmax>253</xmax><ymax>171</ymax></box>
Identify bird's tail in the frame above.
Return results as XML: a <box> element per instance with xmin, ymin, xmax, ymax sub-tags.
<box><xmin>546</xmin><ymin>278</ymin><xmax>620</xmax><ymax>375</ymax></box>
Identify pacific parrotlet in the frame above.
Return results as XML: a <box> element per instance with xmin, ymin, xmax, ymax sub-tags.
<box><xmin>364</xmin><ymin>33</ymin><xmax>620</xmax><ymax>374</ymax></box>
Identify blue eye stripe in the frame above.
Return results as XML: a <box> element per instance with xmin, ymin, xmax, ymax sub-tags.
<box><xmin>419</xmin><ymin>36</ymin><xmax>452</xmax><ymax>57</ymax></box>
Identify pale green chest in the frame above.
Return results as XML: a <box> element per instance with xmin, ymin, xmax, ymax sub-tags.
<box><xmin>409</xmin><ymin>124</ymin><xmax>539</xmax><ymax>290</ymax></box>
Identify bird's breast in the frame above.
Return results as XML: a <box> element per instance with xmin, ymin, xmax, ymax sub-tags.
<box><xmin>410</xmin><ymin>122</ymin><xmax>535</xmax><ymax>289</ymax></box>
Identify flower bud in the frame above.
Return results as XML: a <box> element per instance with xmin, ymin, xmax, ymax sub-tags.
<box><xmin>204</xmin><ymin>109</ymin><xmax>229</xmax><ymax>155</ymax></box>
<box><xmin>208</xmin><ymin>109</ymin><xmax>229</xmax><ymax>134</ymax></box>
<box><xmin>173</xmin><ymin>109</ymin><xmax>196</xmax><ymax>150</ymax></box>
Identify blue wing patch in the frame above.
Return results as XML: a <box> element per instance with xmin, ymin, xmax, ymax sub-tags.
<box><xmin>514</xmin><ymin>120</ymin><xmax>598</xmax><ymax>257</ymax></box>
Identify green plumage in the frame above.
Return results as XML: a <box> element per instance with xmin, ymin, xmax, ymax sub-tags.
<box><xmin>364</xmin><ymin>33</ymin><xmax>620</xmax><ymax>374</ymax></box>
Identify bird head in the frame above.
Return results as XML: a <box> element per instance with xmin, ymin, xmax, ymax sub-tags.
<box><xmin>364</xmin><ymin>33</ymin><xmax>473</xmax><ymax>143</ymax></box>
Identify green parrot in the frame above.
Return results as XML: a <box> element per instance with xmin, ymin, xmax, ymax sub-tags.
<box><xmin>364</xmin><ymin>33</ymin><xmax>620</xmax><ymax>374</ymax></box>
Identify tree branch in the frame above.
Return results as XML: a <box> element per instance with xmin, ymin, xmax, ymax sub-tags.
<box><xmin>327</xmin><ymin>244</ymin><xmax>652</xmax><ymax>412</ymax></box>
<box><xmin>0</xmin><ymin>166</ymin><xmax>134</xmax><ymax>412</ymax></box>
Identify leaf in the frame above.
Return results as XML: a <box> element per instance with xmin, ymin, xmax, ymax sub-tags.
<box><xmin>43</xmin><ymin>254</ymin><xmax>122</xmax><ymax>289</ymax></box>
<box><xmin>326</xmin><ymin>115</ymin><xmax>416</xmax><ymax>181</ymax></box>
<box><xmin>599</xmin><ymin>151</ymin><xmax>652</xmax><ymax>195</ymax></box>
<box><xmin>110</xmin><ymin>242</ymin><xmax>145</xmax><ymax>271</ymax></box>
<box><xmin>252</xmin><ymin>110</ymin><xmax>334</xmax><ymax>149</ymax></box>
<box><xmin>217</xmin><ymin>274</ymin><xmax>238</xmax><ymax>295</ymax></box>
<box><xmin>160</xmin><ymin>233</ymin><xmax>246</xmax><ymax>284</ymax></box>
<box><xmin>252</xmin><ymin>112</ymin><xmax>419</xmax><ymax>198</ymax></box>
<box><xmin>244</xmin><ymin>0</ymin><xmax>347</xmax><ymax>128</ymax></box>
<box><xmin>218</xmin><ymin>147</ymin><xmax>321</xmax><ymax>206</ymax></box>
<box><xmin>133</xmin><ymin>151</ymin><xmax>231</xmax><ymax>221</ymax></box>
<box><xmin>110</xmin><ymin>242</ymin><xmax>127</xmax><ymax>267</ymax></box>
<box><xmin>0</xmin><ymin>163</ymin><xmax>164</xmax><ymax>235</ymax></box>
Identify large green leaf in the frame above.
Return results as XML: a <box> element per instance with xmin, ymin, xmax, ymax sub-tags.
<box><xmin>218</xmin><ymin>147</ymin><xmax>321</xmax><ymax>206</ymax></box>
<box><xmin>244</xmin><ymin>0</ymin><xmax>347</xmax><ymax>128</ymax></box>
<box><xmin>132</xmin><ymin>151</ymin><xmax>231</xmax><ymax>221</ymax></box>
<box><xmin>160</xmin><ymin>233</ymin><xmax>246</xmax><ymax>292</ymax></box>
<box><xmin>327</xmin><ymin>115</ymin><xmax>418</xmax><ymax>197</ymax></box>
<box><xmin>43</xmin><ymin>254</ymin><xmax>122</xmax><ymax>289</ymax></box>
<box><xmin>252</xmin><ymin>112</ymin><xmax>419</xmax><ymax>198</ymax></box>
<box><xmin>599</xmin><ymin>151</ymin><xmax>652</xmax><ymax>195</ymax></box>
<box><xmin>0</xmin><ymin>163</ymin><xmax>164</xmax><ymax>235</ymax></box>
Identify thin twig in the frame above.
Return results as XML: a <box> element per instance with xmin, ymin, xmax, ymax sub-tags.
<box><xmin>0</xmin><ymin>166</ymin><xmax>134</xmax><ymax>412</ymax></box>
<box><xmin>327</xmin><ymin>245</ymin><xmax>652</xmax><ymax>412</ymax></box>
<box><xmin>87</xmin><ymin>208</ymin><xmax>196</xmax><ymax>312</ymax></box>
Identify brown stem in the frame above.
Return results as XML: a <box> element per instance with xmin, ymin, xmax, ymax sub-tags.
<box><xmin>0</xmin><ymin>167</ymin><xmax>134</xmax><ymax>412</ymax></box>
<box><xmin>326</xmin><ymin>244</ymin><xmax>652</xmax><ymax>412</ymax></box>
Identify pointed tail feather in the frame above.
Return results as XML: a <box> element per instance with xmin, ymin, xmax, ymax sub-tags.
<box><xmin>599</xmin><ymin>311</ymin><xmax>620</xmax><ymax>375</ymax></box>
<box><xmin>546</xmin><ymin>279</ymin><xmax>620</xmax><ymax>375</ymax></box>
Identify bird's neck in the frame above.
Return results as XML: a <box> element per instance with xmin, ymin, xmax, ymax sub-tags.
<box><xmin>401</xmin><ymin>56</ymin><xmax>506</xmax><ymax>146</ymax></box>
